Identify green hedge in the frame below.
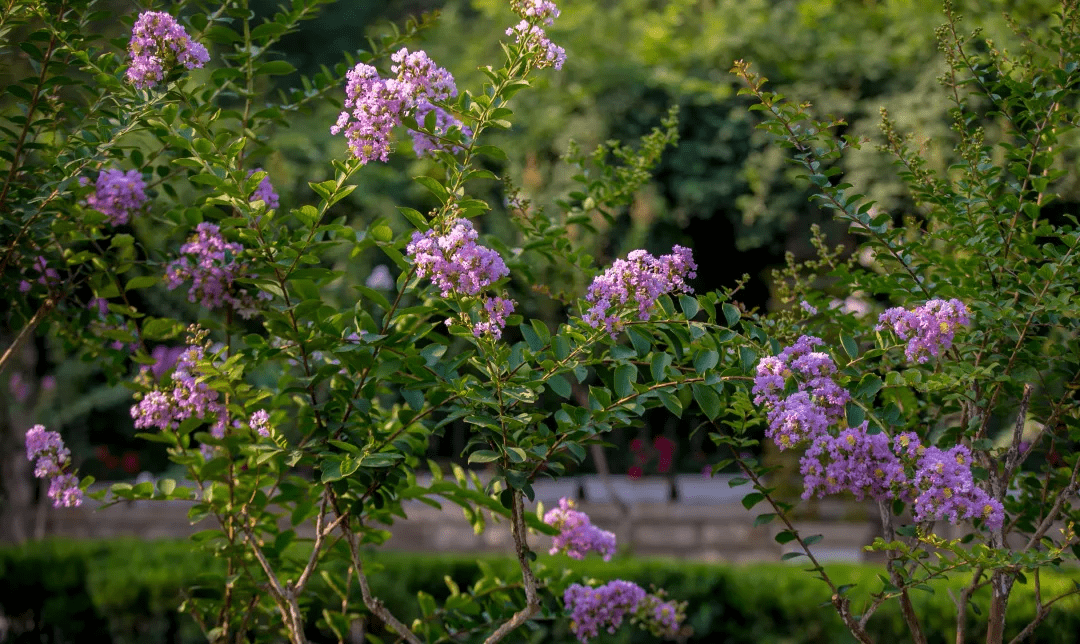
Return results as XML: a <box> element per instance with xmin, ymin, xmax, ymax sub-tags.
<box><xmin>2</xmin><ymin>539</ymin><xmax>1078</xmax><ymax>643</ymax></box>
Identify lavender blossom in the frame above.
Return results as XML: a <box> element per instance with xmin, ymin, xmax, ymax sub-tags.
<box><xmin>800</xmin><ymin>423</ymin><xmax>908</xmax><ymax>501</ymax></box>
<box><xmin>247</xmin><ymin>168</ymin><xmax>279</xmax><ymax>210</ymax></box>
<box><xmin>331</xmin><ymin>48</ymin><xmax>457</xmax><ymax>164</ymax></box>
<box><xmin>564</xmin><ymin>580</ymin><xmax>646</xmax><ymax>643</ymax></box>
<box><xmin>249</xmin><ymin>410</ymin><xmax>270</xmax><ymax>438</ymax></box>
<box><xmin>164</xmin><ymin>222</ymin><xmax>268</xmax><ymax>316</ymax></box>
<box><xmin>634</xmin><ymin>592</ymin><xmax>686</xmax><ymax>639</ymax></box>
<box><xmin>507</xmin><ymin>0</ymin><xmax>566</xmax><ymax>70</ymax></box>
<box><xmin>126</xmin><ymin>11</ymin><xmax>210</xmax><ymax>89</ymax></box>
<box><xmin>752</xmin><ymin>336</ymin><xmax>849</xmax><ymax>451</ymax></box>
<box><xmin>25</xmin><ymin>425</ymin><xmax>83</xmax><ymax>507</ymax></box>
<box><xmin>877</xmin><ymin>298</ymin><xmax>970</xmax><ymax>363</ymax></box>
<box><xmin>407</xmin><ymin>218</ymin><xmax>509</xmax><ymax>297</ymax></box>
<box><xmin>582</xmin><ymin>246</ymin><xmax>697</xmax><ymax>338</ymax></box>
<box><xmin>472</xmin><ymin>295</ymin><xmax>516</xmax><ymax>340</ymax></box>
<box><xmin>131</xmin><ymin>344</ymin><xmax>227</xmax><ymax>439</ymax></box>
<box><xmin>543</xmin><ymin>497</ymin><xmax>616</xmax><ymax>561</ymax></box>
<box><xmin>83</xmin><ymin>169</ymin><xmax>147</xmax><ymax>225</ymax></box>
<box><xmin>912</xmin><ymin>445</ymin><xmax>1004</xmax><ymax>529</ymax></box>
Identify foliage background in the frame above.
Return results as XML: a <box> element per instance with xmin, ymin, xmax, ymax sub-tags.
<box><xmin>0</xmin><ymin>0</ymin><xmax>1072</xmax><ymax>534</ymax></box>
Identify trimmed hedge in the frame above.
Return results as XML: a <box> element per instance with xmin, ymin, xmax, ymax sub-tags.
<box><xmin>1</xmin><ymin>539</ymin><xmax>1078</xmax><ymax>643</ymax></box>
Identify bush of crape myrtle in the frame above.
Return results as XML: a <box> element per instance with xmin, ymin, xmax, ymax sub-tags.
<box><xmin>3</xmin><ymin>0</ymin><xmax>1080</xmax><ymax>642</ymax></box>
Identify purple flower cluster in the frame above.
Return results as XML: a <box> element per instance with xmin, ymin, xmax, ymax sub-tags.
<box><xmin>583</xmin><ymin>246</ymin><xmax>696</xmax><ymax>338</ymax></box>
<box><xmin>543</xmin><ymin>497</ymin><xmax>616</xmax><ymax>560</ymax></box>
<box><xmin>752</xmin><ymin>336</ymin><xmax>849</xmax><ymax>449</ymax></box>
<box><xmin>131</xmin><ymin>344</ymin><xmax>227</xmax><ymax>439</ymax></box>
<box><xmin>331</xmin><ymin>48</ymin><xmax>459</xmax><ymax>164</ymax></box>
<box><xmin>634</xmin><ymin>592</ymin><xmax>685</xmax><ymax>639</ymax></box>
<box><xmin>165</xmin><ymin>223</ymin><xmax>267</xmax><ymax>316</ymax></box>
<box><xmin>407</xmin><ymin>219</ymin><xmax>508</xmax><ymax>295</ymax></box>
<box><xmin>18</xmin><ymin>255</ymin><xmax>60</xmax><ymax>294</ymax></box>
<box><xmin>564</xmin><ymin>580</ymin><xmax>646</xmax><ymax>643</ymax></box>
<box><xmin>876</xmin><ymin>298</ymin><xmax>970</xmax><ymax>363</ymax></box>
<box><xmin>126</xmin><ymin>11</ymin><xmax>210</xmax><ymax>89</ymax></box>
<box><xmin>247</xmin><ymin>169</ymin><xmax>279</xmax><ymax>210</ymax></box>
<box><xmin>912</xmin><ymin>445</ymin><xmax>1003</xmax><ymax>529</ymax></box>
<box><xmin>25</xmin><ymin>425</ymin><xmax>83</xmax><ymax>507</ymax></box>
<box><xmin>507</xmin><ymin>0</ymin><xmax>566</xmax><ymax>70</ymax></box>
<box><xmin>800</xmin><ymin>423</ymin><xmax>910</xmax><ymax>502</ymax></box>
<box><xmin>473</xmin><ymin>295</ymin><xmax>516</xmax><ymax>340</ymax></box>
<box><xmin>82</xmin><ymin>169</ymin><xmax>147</xmax><ymax>225</ymax></box>
<box><xmin>249</xmin><ymin>410</ymin><xmax>271</xmax><ymax>438</ymax></box>
<box><xmin>407</xmin><ymin>218</ymin><xmax>515</xmax><ymax>338</ymax></box>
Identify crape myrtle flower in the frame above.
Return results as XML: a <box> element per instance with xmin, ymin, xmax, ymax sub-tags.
<box><xmin>331</xmin><ymin>48</ymin><xmax>458</xmax><ymax>164</ymax></box>
<box><xmin>164</xmin><ymin>222</ymin><xmax>270</xmax><ymax>317</ymax></box>
<box><xmin>799</xmin><ymin>423</ymin><xmax>909</xmax><ymax>502</ymax></box>
<box><xmin>633</xmin><ymin>591</ymin><xmax>687</xmax><ymax>639</ymax></box>
<box><xmin>82</xmin><ymin>169</ymin><xmax>147</xmax><ymax>225</ymax></box>
<box><xmin>25</xmin><ymin>425</ymin><xmax>84</xmax><ymax>507</ymax></box>
<box><xmin>543</xmin><ymin>497</ymin><xmax>616</xmax><ymax>560</ymax></box>
<box><xmin>126</xmin><ymin>11</ymin><xmax>210</xmax><ymax>89</ymax></box>
<box><xmin>507</xmin><ymin>0</ymin><xmax>566</xmax><ymax>70</ymax></box>
<box><xmin>472</xmin><ymin>295</ymin><xmax>515</xmax><ymax>340</ymax></box>
<box><xmin>752</xmin><ymin>335</ymin><xmax>849</xmax><ymax>450</ymax></box>
<box><xmin>407</xmin><ymin>219</ymin><xmax>509</xmax><ymax>296</ymax></box>
<box><xmin>912</xmin><ymin>444</ymin><xmax>1004</xmax><ymax>529</ymax></box>
<box><xmin>249</xmin><ymin>409</ymin><xmax>271</xmax><ymax>438</ymax></box>
<box><xmin>876</xmin><ymin>298</ymin><xmax>970</xmax><ymax>363</ymax></box>
<box><xmin>564</xmin><ymin>580</ymin><xmax>646</xmax><ymax>643</ymax></box>
<box><xmin>582</xmin><ymin>246</ymin><xmax>696</xmax><ymax>338</ymax></box>
<box><xmin>131</xmin><ymin>344</ymin><xmax>227</xmax><ymax>440</ymax></box>
<box><xmin>247</xmin><ymin>168</ymin><xmax>279</xmax><ymax>210</ymax></box>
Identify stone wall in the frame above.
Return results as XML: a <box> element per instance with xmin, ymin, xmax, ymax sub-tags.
<box><xmin>11</xmin><ymin>474</ymin><xmax>888</xmax><ymax>563</ymax></box>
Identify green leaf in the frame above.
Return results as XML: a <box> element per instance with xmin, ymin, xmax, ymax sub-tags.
<box><xmin>693</xmin><ymin>350</ymin><xmax>719</xmax><ymax>373</ymax></box>
<box><xmin>310</xmin><ymin>180</ymin><xmax>336</xmax><ymax>202</ymax></box>
<box><xmin>614</xmin><ymin>363</ymin><xmax>637</xmax><ymax>399</ymax></box>
<box><xmin>741</xmin><ymin>492</ymin><xmax>765</xmax><ymax>510</ymax></box>
<box><xmin>657</xmin><ymin>390</ymin><xmax>682</xmax><ymax>417</ymax></box>
<box><xmin>855</xmin><ymin>373</ymin><xmax>883</xmax><ymax>400</ymax></box>
<box><xmin>650</xmin><ymin>352</ymin><xmax>672</xmax><ymax>381</ymax></box>
<box><xmin>722</xmin><ymin>303</ymin><xmax>740</xmax><ymax>326</ymax></box>
<box><xmin>520</xmin><ymin>323</ymin><xmax>543</xmax><ymax>351</ymax></box>
<box><xmin>468</xmin><ymin>450</ymin><xmax>500</xmax><ymax>464</ymax></box>
<box><xmin>692</xmin><ymin>383</ymin><xmax>721</xmax><ymax>420</ymax></box>
<box><xmin>679</xmin><ymin>295</ymin><xmax>700</xmax><ymax>319</ymax></box>
<box><xmin>158</xmin><ymin>479</ymin><xmax>176</xmax><ymax>496</ymax></box>
<box><xmin>754</xmin><ymin>512</ymin><xmax>777</xmax><ymax>527</ymax></box>
<box><xmin>841</xmin><ymin>333</ymin><xmax>858</xmax><ymax>359</ymax></box>
<box><xmin>548</xmin><ymin>374</ymin><xmax>571</xmax><ymax>399</ymax></box>
<box><xmin>781</xmin><ymin>552</ymin><xmax>805</xmax><ymax>561</ymax></box>
<box><xmin>397</xmin><ymin>206</ymin><xmax>428</xmax><ymax>230</ymax></box>
<box><xmin>803</xmin><ymin>534</ymin><xmax>824</xmax><ymax>546</ymax></box>
<box><xmin>847</xmin><ymin>402</ymin><xmax>865</xmax><ymax>427</ymax></box>
<box><xmin>125</xmin><ymin>275</ymin><xmax>159</xmax><ymax>290</ymax></box>
<box><xmin>775</xmin><ymin>530</ymin><xmax>797</xmax><ymax>544</ymax></box>
<box><xmin>739</xmin><ymin>346</ymin><xmax>758</xmax><ymax>373</ymax></box>
<box><xmin>256</xmin><ymin>60</ymin><xmax>297</xmax><ymax>76</ymax></box>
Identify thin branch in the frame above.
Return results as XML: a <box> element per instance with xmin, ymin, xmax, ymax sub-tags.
<box><xmin>483</xmin><ymin>491</ymin><xmax>541</xmax><ymax>644</ymax></box>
